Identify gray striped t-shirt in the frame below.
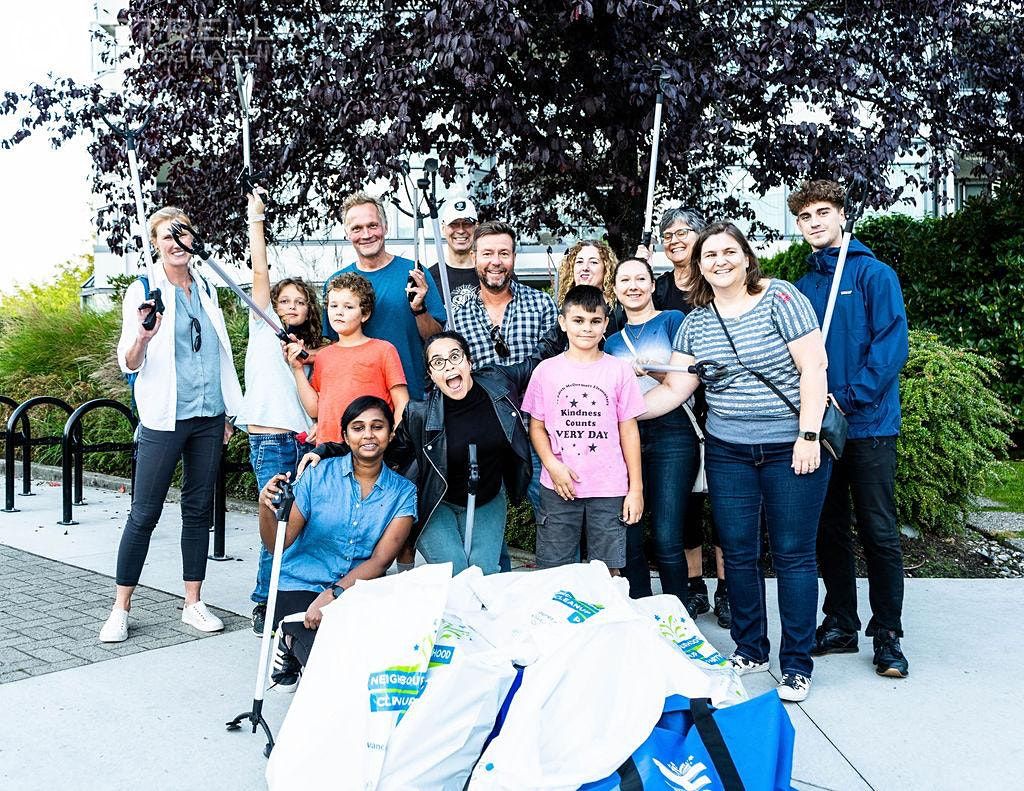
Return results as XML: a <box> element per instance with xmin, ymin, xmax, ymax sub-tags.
<box><xmin>674</xmin><ymin>279</ymin><xmax>819</xmax><ymax>444</ymax></box>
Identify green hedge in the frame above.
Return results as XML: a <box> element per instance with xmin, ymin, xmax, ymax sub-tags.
<box><xmin>762</xmin><ymin>185</ymin><xmax>1024</xmax><ymax>436</ymax></box>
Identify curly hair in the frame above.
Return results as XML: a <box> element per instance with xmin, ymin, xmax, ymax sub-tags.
<box><xmin>687</xmin><ymin>222</ymin><xmax>765</xmax><ymax>308</ymax></box>
<box><xmin>556</xmin><ymin>239</ymin><xmax>617</xmax><ymax>307</ymax></box>
<box><xmin>787</xmin><ymin>180</ymin><xmax>845</xmax><ymax>216</ymax></box>
<box><xmin>271</xmin><ymin>278</ymin><xmax>323</xmax><ymax>349</ymax></box>
<box><xmin>327</xmin><ymin>272</ymin><xmax>376</xmax><ymax>318</ymax></box>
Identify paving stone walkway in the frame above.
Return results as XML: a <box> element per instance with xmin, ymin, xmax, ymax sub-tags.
<box><xmin>0</xmin><ymin>544</ymin><xmax>247</xmax><ymax>684</ymax></box>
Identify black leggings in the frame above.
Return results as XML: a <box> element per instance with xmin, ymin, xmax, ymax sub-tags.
<box><xmin>276</xmin><ymin>589</ymin><xmax>321</xmax><ymax>667</ymax></box>
<box><xmin>115</xmin><ymin>415</ymin><xmax>224</xmax><ymax>586</ymax></box>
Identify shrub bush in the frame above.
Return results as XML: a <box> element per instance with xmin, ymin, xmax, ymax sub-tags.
<box><xmin>896</xmin><ymin>331</ymin><xmax>1013</xmax><ymax>535</ymax></box>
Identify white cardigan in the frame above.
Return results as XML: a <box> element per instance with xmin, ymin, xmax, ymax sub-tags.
<box><xmin>117</xmin><ymin>265</ymin><xmax>244</xmax><ymax>431</ymax></box>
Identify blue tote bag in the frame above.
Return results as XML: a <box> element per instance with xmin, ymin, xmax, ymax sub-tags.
<box><xmin>581</xmin><ymin>691</ymin><xmax>796</xmax><ymax>791</ymax></box>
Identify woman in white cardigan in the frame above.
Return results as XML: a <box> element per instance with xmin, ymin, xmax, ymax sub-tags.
<box><xmin>100</xmin><ymin>206</ymin><xmax>243</xmax><ymax>643</ymax></box>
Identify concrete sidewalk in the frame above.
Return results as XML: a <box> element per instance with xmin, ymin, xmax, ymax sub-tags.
<box><xmin>1</xmin><ymin>478</ymin><xmax>1021</xmax><ymax>790</ymax></box>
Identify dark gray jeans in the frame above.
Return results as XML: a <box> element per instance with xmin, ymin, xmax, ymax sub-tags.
<box><xmin>115</xmin><ymin>415</ymin><xmax>224</xmax><ymax>586</ymax></box>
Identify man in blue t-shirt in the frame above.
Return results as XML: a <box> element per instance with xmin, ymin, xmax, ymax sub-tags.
<box><xmin>322</xmin><ymin>191</ymin><xmax>447</xmax><ymax>398</ymax></box>
<box><xmin>257</xmin><ymin>396</ymin><xmax>416</xmax><ymax>688</ymax></box>
<box><xmin>790</xmin><ymin>179</ymin><xmax>910</xmax><ymax>680</ymax></box>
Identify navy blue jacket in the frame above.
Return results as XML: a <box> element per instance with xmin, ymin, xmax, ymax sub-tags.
<box><xmin>795</xmin><ymin>238</ymin><xmax>908</xmax><ymax>439</ymax></box>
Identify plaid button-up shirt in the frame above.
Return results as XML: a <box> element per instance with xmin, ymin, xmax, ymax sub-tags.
<box><xmin>452</xmin><ymin>280</ymin><xmax>558</xmax><ymax>369</ymax></box>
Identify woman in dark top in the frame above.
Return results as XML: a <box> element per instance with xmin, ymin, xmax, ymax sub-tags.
<box><xmin>637</xmin><ymin>206</ymin><xmax>708</xmax><ymax>314</ymax></box>
<box><xmin>305</xmin><ymin>331</ymin><xmax>534</xmax><ymax>575</ymax></box>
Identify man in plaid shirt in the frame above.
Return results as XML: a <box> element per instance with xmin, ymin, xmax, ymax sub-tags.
<box><xmin>452</xmin><ymin>220</ymin><xmax>558</xmax><ymax>368</ymax></box>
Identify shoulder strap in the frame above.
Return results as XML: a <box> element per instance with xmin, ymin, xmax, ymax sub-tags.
<box><xmin>691</xmin><ymin>698</ymin><xmax>746</xmax><ymax>791</ymax></box>
<box><xmin>710</xmin><ymin>301</ymin><xmax>799</xmax><ymax>418</ymax></box>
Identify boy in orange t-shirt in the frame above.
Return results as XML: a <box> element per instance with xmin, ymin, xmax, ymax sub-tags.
<box><xmin>287</xmin><ymin>273</ymin><xmax>408</xmax><ymax>444</ymax></box>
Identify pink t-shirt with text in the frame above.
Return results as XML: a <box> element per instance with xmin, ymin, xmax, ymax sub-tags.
<box><xmin>521</xmin><ymin>352</ymin><xmax>647</xmax><ymax>498</ymax></box>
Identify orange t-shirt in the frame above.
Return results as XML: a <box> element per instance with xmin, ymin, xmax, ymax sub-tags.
<box><xmin>310</xmin><ymin>338</ymin><xmax>406</xmax><ymax>443</ymax></box>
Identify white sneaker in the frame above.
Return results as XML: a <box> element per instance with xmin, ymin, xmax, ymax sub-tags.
<box><xmin>728</xmin><ymin>652</ymin><xmax>769</xmax><ymax>675</ymax></box>
<box><xmin>99</xmin><ymin>608</ymin><xmax>129</xmax><ymax>642</ymax></box>
<box><xmin>182</xmin><ymin>601</ymin><xmax>225</xmax><ymax>633</ymax></box>
<box><xmin>777</xmin><ymin>672</ymin><xmax>812</xmax><ymax>702</ymax></box>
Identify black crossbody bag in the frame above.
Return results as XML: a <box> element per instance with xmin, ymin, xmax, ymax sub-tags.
<box><xmin>711</xmin><ymin>302</ymin><xmax>847</xmax><ymax>460</ymax></box>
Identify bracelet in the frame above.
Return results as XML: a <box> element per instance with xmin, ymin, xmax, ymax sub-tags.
<box><xmin>411</xmin><ymin>305</ymin><xmax>427</xmax><ymax>316</ymax></box>
<box><xmin>248</xmin><ymin>214</ymin><xmax>266</xmax><ymax>224</ymax></box>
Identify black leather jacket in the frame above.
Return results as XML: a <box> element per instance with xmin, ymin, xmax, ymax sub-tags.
<box><xmin>312</xmin><ymin>360</ymin><xmax>535</xmax><ymax>539</ymax></box>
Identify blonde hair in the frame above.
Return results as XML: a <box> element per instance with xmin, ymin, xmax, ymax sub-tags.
<box><xmin>147</xmin><ymin>206</ymin><xmax>192</xmax><ymax>246</ymax></box>
<box><xmin>340</xmin><ymin>191</ymin><xmax>387</xmax><ymax>229</ymax></box>
<box><xmin>556</xmin><ymin>239</ymin><xmax>617</xmax><ymax>307</ymax></box>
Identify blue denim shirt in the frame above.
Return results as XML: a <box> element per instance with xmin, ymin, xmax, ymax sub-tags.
<box><xmin>174</xmin><ymin>284</ymin><xmax>225</xmax><ymax>420</ymax></box>
<box><xmin>279</xmin><ymin>454</ymin><xmax>417</xmax><ymax>592</ymax></box>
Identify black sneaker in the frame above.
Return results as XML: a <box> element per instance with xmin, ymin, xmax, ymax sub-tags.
<box><xmin>685</xmin><ymin>591</ymin><xmax>711</xmax><ymax>618</ymax></box>
<box><xmin>251</xmin><ymin>603</ymin><xmax>267</xmax><ymax>638</ymax></box>
<box><xmin>811</xmin><ymin>617</ymin><xmax>859</xmax><ymax>656</ymax></box>
<box><xmin>714</xmin><ymin>588</ymin><xmax>731</xmax><ymax>629</ymax></box>
<box><xmin>271</xmin><ymin>645</ymin><xmax>302</xmax><ymax>692</ymax></box>
<box><xmin>873</xmin><ymin>630</ymin><xmax>909</xmax><ymax>678</ymax></box>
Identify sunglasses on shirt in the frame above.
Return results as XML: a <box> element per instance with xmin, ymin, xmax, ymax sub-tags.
<box><xmin>489</xmin><ymin>324</ymin><xmax>511</xmax><ymax>359</ymax></box>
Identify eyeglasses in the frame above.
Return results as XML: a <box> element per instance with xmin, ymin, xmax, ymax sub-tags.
<box><xmin>489</xmin><ymin>325</ymin><xmax>511</xmax><ymax>359</ymax></box>
<box><xmin>661</xmin><ymin>228</ymin><xmax>694</xmax><ymax>243</ymax></box>
<box><xmin>189</xmin><ymin>317</ymin><xmax>202</xmax><ymax>353</ymax></box>
<box><xmin>428</xmin><ymin>348</ymin><xmax>466</xmax><ymax>370</ymax></box>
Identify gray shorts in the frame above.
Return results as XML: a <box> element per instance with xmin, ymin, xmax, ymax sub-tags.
<box><xmin>536</xmin><ymin>487</ymin><xmax>626</xmax><ymax>570</ymax></box>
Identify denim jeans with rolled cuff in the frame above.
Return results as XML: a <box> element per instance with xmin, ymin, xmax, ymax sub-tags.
<box><xmin>705</xmin><ymin>434</ymin><xmax>831</xmax><ymax>677</ymax></box>
<box><xmin>249</xmin><ymin>432</ymin><xmax>308</xmax><ymax>604</ymax></box>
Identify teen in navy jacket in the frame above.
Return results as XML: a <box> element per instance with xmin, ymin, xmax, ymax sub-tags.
<box><xmin>790</xmin><ymin>180</ymin><xmax>910</xmax><ymax>680</ymax></box>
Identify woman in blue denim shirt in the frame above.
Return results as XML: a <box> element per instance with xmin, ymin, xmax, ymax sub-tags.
<box><xmin>644</xmin><ymin>222</ymin><xmax>830</xmax><ymax>703</ymax></box>
<box><xmin>235</xmin><ymin>188</ymin><xmax>323</xmax><ymax>636</ymax></box>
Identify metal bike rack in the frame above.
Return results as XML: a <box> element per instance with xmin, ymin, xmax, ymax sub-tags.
<box><xmin>3</xmin><ymin>396</ymin><xmax>74</xmax><ymax>513</ymax></box>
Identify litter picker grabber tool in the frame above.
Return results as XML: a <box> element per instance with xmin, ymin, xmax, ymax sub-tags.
<box><xmin>99</xmin><ymin>105</ymin><xmax>164</xmax><ymax>330</ymax></box>
<box><xmin>169</xmin><ymin>222</ymin><xmax>308</xmax><ymax>360</ymax></box>
<box><xmin>226</xmin><ymin>478</ymin><xmax>295</xmax><ymax>757</ymax></box>
<box><xmin>546</xmin><ymin>245</ymin><xmax>559</xmax><ymax>295</ymax></box>
<box><xmin>233</xmin><ymin>57</ymin><xmax>269</xmax><ymax>201</ymax></box>
<box><xmin>422</xmin><ymin>165</ymin><xmax>455</xmax><ymax>328</ymax></box>
<box><xmin>463</xmin><ymin>443</ymin><xmax>479</xmax><ymax>558</ymax></box>
<box><xmin>640</xmin><ymin>67</ymin><xmax>665</xmax><ymax>249</ymax></box>
<box><xmin>820</xmin><ymin>174</ymin><xmax>869</xmax><ymax>339</ymax></box>
<box><xmin>407</xmin><ymin>174</ymin><xmax>424</xmax><ymax>303</ymax></box>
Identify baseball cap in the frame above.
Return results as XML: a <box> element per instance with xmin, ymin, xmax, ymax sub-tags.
<box><xmin>442</xmin><ymin>196</ymin><xmax>478</xmax><ymax>226</ymax></box>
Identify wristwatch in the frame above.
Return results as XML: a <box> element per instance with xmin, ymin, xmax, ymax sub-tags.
<box><xmin>411</xmin><ymin>305</ymin><xmax>427</xmax><ymax>316</ymax></box>
<box><xmin>801</xmin><ymin>430</ymin><xmax>819</xmax><ymax>441</ymax></box>
<box><xmin>330</xmin><ymin>582</ymin><xmax>344</xmax><ymax>599</ymax></box>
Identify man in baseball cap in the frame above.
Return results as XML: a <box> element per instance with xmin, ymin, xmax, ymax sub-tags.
<box><xmin>429</xmin><ymin>195</ymin><xmax>481</xmax><ymax>308</ymax></box>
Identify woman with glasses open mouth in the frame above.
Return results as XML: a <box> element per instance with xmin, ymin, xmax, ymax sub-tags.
<box><xmin>300</xmin><ymin>330</ymin><xmax>537</xmax><ymax>575</ymax></box>
<box><xmin>101</xmin><ymin>206</ymin><xmax>244</xmax><ymax>644</ymax></box>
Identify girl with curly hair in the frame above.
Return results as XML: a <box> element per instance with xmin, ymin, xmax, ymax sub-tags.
<box><xmin>235</xmin><ymin>187</ymin><xmax>325</xmax><ymax>636</ymax></box>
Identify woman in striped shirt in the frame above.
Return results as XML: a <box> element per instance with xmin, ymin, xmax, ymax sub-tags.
<box><xmin>643</xmin><ymin>221</ymin><xmax>830</xmax><ymax>703</ymax></box>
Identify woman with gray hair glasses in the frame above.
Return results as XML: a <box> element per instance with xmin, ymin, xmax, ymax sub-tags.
<box><xmin>637</xmin><ymin>205</ymin><xmax>729</xmax><ymax>629</ymax></box>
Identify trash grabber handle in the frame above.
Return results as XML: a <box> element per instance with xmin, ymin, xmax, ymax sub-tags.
<box><xmin>169</xmin><ymin>222</ymin><xmax>309</xmax><ymax>360</ymax></box>
<box><xmin>843</xmin><ymin>173</ymin><xmax>869</xmax><ymax>232</ymax></box>
<box><xmin>463</xmin><ymin>443</ymin><xmax>479</xmax><ymax>557</ymax></box>
<box><xmin>641</xmin><ymin>66</ymin><xmax>665</xmax><ymax>249</ymax></box>
<box><xmin>426</xmin><ymin>191</ymin><xmax>455</xmax><ymax>329</ymax></box>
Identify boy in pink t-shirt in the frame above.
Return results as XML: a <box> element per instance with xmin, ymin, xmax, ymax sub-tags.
<box><xmin>521</xmin><ymin>285</ymin><xmax>646</xmax><ymax>572</ymax></box>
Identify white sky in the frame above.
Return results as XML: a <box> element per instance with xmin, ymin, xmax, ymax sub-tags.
<box><xmin>0</xmin><ymin>1</ymin><xmax>93</xmax><ymax>296</ymax></box>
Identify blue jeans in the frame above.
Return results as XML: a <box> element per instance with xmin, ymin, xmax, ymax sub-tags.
<box><xmin>249</xmin><ymin>432</ymin><xmax>306</xmax><ymax>604</ymax></box>
<box><xmin>417</xmin><ymin>489</ymin><xmax>508</xmax><ymax>575</ymax></box>
<box><xmin>705</xmin><ymin>435</ymin><xmax>832</xmax><ymax>677</ymax></box>
<box><xmin>624</xmin><ymin>407</ymin><xmax>699</xmax><ymax>600</ymax></box>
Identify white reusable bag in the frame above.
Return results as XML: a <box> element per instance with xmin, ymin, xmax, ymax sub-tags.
<box><xmin>378</xmin><ymin>568</ymin><xmax>518</xmax><ymax>790</ymax></box>
<box><xmin>266</xmin><ymin>563</ymin><xmax>451</xmax><ymax>791</ymax></box>
<box><xmin>469</xmin><ymin>615</ymin><xmax>723</xmax><ymax>790</ymax></box>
